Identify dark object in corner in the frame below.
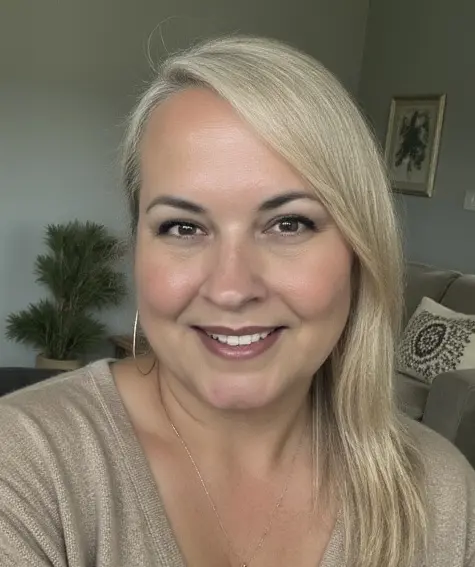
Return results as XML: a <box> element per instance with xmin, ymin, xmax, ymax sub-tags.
<box><xmin>0</xmin><ymin>367</ymin><xmax>64</xmax><ymax>397</ymax></box>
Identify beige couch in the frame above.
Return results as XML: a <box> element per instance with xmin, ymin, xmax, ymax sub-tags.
<box><xmin>396</xmin><ymin>262</ymin><xmax>475</xmax><ymax>467</ymax></box>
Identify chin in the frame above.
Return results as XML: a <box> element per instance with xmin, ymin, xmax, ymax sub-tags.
<box><xmin>199</xmin><ymin>373</ymin><xmax>280</xmax><ymax>411</ymax></box>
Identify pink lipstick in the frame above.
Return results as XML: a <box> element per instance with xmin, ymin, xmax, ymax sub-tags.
<box><xmin>194</xmin><ymin>326</ymin><xmax>284</xmax><ymax>360</ymax></box>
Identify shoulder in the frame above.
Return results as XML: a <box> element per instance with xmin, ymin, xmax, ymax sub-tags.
<box><xmin>405</xmin><ymin>419</ymin><xmax>475</xmax><ymax>563</ymax></box>
<box><xmin>0</xmin><ymin>359</ymin><xmax>120</xmax><ymax>521</ymax></box>
<box><xmin>0</xmin><ymin>360</ymin><xmax>127</xmax><ymax>565</ymax></box>
<box><xmin>0</xmin><ymin>359</ymin><xmax>116</xmax><ymax>463</ymax></box>
<box><xmin>406</xmin><ymin>419</ymin><xmax>474</xmax><ymax>487</ymax></box>
<box><xmin>1</xmin><ymin>359</ymin><xmax>113</xmax><ymax>414</ymax></box>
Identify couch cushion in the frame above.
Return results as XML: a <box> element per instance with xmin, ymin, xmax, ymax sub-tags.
<box><xmin>441</xmin><ymin>273</ymin><xmax>475</xmax><ymax>316</ymax></box>
<box><xmin>404</xmin><ymin>263</ymin><xmax>460</xmax><ymax>326</ymax></box>
<box><xmin>398</xmin><ymin>297</ymin><xmax>475</xmax><ymax>384</ymax></box>
<box><xmin>395</xmin><ymin>372</ymin><xmax>430</xmax><ymax>420</ymax></box>
<box><xmin>0</xmin><ymin>367</ymin><xmax>63</xmax><ymax>397</ymax></box>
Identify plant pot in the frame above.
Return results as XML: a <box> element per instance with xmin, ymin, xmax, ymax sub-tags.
<box><xmin>35</xmin><ymin>354</ymin><xmax>81</xmax><ymax>372</ymax></box>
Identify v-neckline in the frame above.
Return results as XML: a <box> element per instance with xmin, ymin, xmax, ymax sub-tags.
<box><xmin>89</xmin><ymin>359</ymin><xmax>344</xmax><ymax>567</ymax></box>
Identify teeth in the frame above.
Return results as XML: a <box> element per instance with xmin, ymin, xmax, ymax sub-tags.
<box><xmin>208</xmin><ymin>330</ymin><xmax>275</xmax><ymax>346</ymax></box>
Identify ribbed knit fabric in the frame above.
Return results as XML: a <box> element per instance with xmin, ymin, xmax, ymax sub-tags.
<box><xmin>0</xmin><ymin>359</ymin><xmax>473</xmax><ymax>566</ymax></box>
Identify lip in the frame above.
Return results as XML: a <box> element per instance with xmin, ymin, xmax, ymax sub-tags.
<box><xmin>194</xmin><ymin>326</ymin><xmax>284</xmax><ymax>360</ymax></box>
<box><xmin>195</xmin><ymin>325</ymin><xmax>279</xmax><ymax>336</ymax></box>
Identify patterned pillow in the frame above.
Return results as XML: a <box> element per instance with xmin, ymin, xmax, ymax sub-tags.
<box><xmin>397</xmin><ymin>296</ymin><xmax>475</xmax><ymax>384</ymax></box>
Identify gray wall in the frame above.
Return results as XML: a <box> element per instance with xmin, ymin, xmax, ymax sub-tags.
<box><xmin>359</xmin><ymin>0</ymin><xmax>475</xmax><ymax>273</ymax></box>
<box><xmin>0</xmin><ymin>0</ymin><xmax>370</xmax><ymax>366</ymax></box>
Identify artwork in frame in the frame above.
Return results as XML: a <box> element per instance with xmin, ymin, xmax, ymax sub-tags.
<box><xmin>384</xmin><ymin>94</ymin><xmax>446</xmax><ymax>197</ymax></box>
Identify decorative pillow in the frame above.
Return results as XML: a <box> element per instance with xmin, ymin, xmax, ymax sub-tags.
<box><xmin>397</xmin><ymin>296</ymin><xmax>475</xmax><ymax>384</ymax></box>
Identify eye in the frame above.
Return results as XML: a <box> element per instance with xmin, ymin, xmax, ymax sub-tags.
<box><xmin>266</xmin><ymin>215</ymin><xmax>317</xmax><ymax>236</ymax></box>
<box><xmin>156</xmin><ymin>220</ymin><xmax>206</xmax><ymax>239</ymax></box>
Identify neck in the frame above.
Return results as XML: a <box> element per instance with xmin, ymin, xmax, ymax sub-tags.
<box><xmin>155</xmin><ymin>367</ymin><xmax>313</xmax><ymax>476</ymax></box>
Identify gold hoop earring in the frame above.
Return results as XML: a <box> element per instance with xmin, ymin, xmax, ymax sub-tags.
<box><xmin>133</xmin><ymin>310</ymin><xmax>156</xmax><ymax>376</ymax></box>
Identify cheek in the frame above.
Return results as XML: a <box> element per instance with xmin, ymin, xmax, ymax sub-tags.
<box><xmin>275</xmin><ymin>238</ymin><xmax>353</xmax><ymax>321</ymax></box>
<box><xmin>135</xmin><ymin>242</ymin><xmax>201</xmax><ymax>318</ymax></box>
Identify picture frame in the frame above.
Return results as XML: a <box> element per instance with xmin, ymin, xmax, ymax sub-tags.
<box><xmin>384</xmin><ymin>94</ymin><xmax>446</xmax><ymax>197</ymax></box>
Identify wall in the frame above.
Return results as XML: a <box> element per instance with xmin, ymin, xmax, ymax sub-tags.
<box><xmin>359</xmin><ymin>0</ymin><xmax>475</xmax><ymax>273</ymax></box>
<box><xmin>0</xmin><ymin>0</ymin><xmax>370</xmax><ymax>366</ymax></box>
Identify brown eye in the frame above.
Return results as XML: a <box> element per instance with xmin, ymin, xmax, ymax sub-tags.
<box><xmin>157</xmin><ymin>220</ymin><xmax>206</xmax><ymax>239</ymax></box>
<box><xmin>174</xmin><ymin>223</ymin><xmax>198</xmax><ymax>237</ymax></box>
<box><xmin>266</xmin><ymin>215</ymin><xmax>316</xmax><ymax>236</ymax></box>
<box><xmin>278</xmin><ymin>219</ymin><xmax>301</xmax><ymax>233</ymax></box>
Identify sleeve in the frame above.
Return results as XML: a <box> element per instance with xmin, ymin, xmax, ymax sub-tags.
<box><xmin>0</xmin><ymin>404</ymin><xmax>67</xmax><ymax>567</ymax></box>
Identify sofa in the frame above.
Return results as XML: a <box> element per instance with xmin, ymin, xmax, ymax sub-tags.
<box><xmin>397</xmin><ymin>262</ymin><xmax>475</xmax><ymax>467</ymax></box>
<box><xmin>0</xmin><ymin>367</ymin><xmax>64</xmax><ymax>397</ymax></box>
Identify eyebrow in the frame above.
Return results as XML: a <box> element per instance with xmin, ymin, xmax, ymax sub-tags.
<box><xmin>258</xmin><ymin>191</ymin><xmax>319</xmax><ymax>212</ymax></box>
<box><xmin>145</xmin><ymin>190</ymin><xmax>319</xmax><ymax>215</ymax></box>
<box><xmin>146</xmin><ymin>196</ymin><xmax>205</xmax><ymax>214</ymax></box>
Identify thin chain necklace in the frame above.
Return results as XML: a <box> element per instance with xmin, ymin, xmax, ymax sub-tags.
<box><xmin>160</xmin><ymin>386</ymin><xmax>307</xmax><ymax>567</ymax></box>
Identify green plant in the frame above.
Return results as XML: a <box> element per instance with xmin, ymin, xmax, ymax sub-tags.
<box><xmin>6</xmin><ymin>221</ymin><xmax>128</xmax><ymax>360</ymax></box>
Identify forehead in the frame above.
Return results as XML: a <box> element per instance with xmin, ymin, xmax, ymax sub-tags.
<box><xmin>139</xmin><ymin>88</ymin><xmax>308</xmax><ymax>201</ymax></box>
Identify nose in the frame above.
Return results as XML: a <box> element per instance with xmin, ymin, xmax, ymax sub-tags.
<box><xmin>200</xmin><ymin>238</ymin><xmax>267</xmax><ymax>311</ymax></box>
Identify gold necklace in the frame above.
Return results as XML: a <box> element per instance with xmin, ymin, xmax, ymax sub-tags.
<box><xmin>160</xmin><ymin>388</ymin><xmax>307</xmax><ymax>567</ymax></box>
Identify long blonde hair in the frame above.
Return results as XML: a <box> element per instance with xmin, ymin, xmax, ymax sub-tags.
<box><xmin>122</xmin><ymin>36</ymin><xmax>427</xmax><ymax>566</ymax></box>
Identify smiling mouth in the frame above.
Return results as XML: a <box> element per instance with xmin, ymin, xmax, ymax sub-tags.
<box><xmin>193</xmin><ymin>325</ymin><xmax>284</xmax><ymax>348</ymax></box>
<box><xmin>204</xmin><ymin>328</ymin><xmax>279</xmax><ymax>346</ymax></box>
<box><xmin>192</xmin><ymin>326</ymin><xmax>285</xmax><ymax>360</ymax></box>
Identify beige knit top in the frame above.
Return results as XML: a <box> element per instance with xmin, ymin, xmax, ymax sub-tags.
<box><xmin>0</xmin><ymin>359</ymin><xmax>474</xmax><ymax>566</ymax></box>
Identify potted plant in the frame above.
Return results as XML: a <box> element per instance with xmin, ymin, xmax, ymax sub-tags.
<box><xmin>6</xmin><ymin>221</ymin><xmax>128</xmax><ymax>371</ymax></box>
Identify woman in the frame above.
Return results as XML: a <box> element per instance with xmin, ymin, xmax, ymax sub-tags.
<box><xmin>0</xmin><ymin>36</ymin><xmax>473</xmax><ymax>567</ymax></box>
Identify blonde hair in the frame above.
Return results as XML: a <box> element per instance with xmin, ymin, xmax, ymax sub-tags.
<box><xmin>122</xmin><ymin>36</ymin><xmax>428</xmax><ymax>566</ymax></box>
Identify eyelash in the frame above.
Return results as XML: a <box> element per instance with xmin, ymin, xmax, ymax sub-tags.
<box><xmin>155</xmin><ymin>215</ymin><xmax>317</xmax><ymax>240</ymax></box>
<box><xmin>155</xmin><ymin>220</ymin><xmax>208</xmax><ymax>240</ymax></box>
<box><xmin>267</xmin><ymin>215</ymin><xmax>317</xmax><ymax>235</ymax></box>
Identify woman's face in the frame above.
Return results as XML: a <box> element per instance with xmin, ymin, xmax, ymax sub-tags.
<box><xmin>136</xmin><ymin>88</ymin><xmax>353</xmax><ymax>410</ymax></box>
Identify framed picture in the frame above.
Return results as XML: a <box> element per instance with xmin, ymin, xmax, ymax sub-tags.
<box><xmin>384</xmin><ymin>94</ymin><xmax>446</xmax><ymax>197</ymax></box>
